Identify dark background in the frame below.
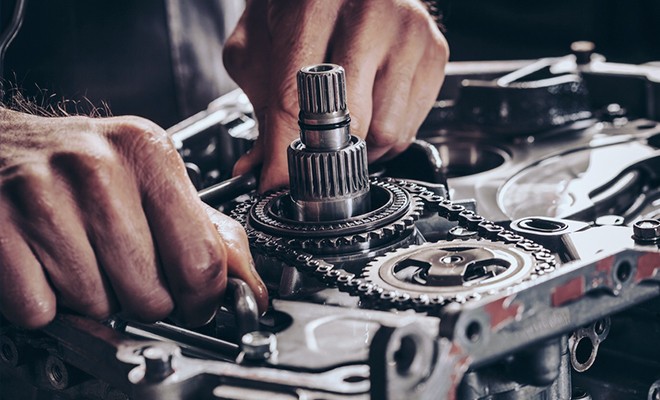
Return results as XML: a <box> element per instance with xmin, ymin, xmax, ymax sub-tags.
<box><xmin>444</xmin><ymin>0</ymin><xmax>660</xmax><ymax>63</ymax></box>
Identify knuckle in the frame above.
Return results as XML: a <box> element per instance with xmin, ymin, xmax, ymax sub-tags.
<box><xmin>176</xmin><ymin>258</ymin><xmax>226</xmax><ymax>297</ymax></box>
<box><xmin>367</xmin><ymin>123</ymin><xmax>401</xmax><ymax>148</ymax></box>
<box><xmin>399</xmin><ymin>3</ymin><xmax>431</xmax><ymax>33</ymax></box>
<box><xmin>50</xmin><ymin>138</ymin><xmax>120</xmax><ymax>188</ymax></box>
<box><xmin>105</xmin><ymin>116</ymin><xmax>172</xmax><ymax>151</ymax></box>
<box><xmin>103</xmin><ymin>116</ymin><xmax>180</xmax><ymax>175</ymax></box>
<box><xmin>1</xmin><ymin>163</ymin><xmax>53</xmax><ymax>202</ymax></box>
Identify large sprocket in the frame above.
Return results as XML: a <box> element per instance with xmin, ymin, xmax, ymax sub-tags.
<box><xmin>362</xmin><ymin>239</ymin><xmax>544</xmax><ymax>306</ymax></box>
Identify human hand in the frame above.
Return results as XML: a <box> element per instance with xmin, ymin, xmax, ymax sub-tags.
<box><xmin>225</xmin><ymin>0</ymin><xmax>449</xmax><ymax>191</ymax></box>
<box><xmin>0</xmin><ymin>109</ymin><xmax>267</xmax><ymax>329</ymax></box>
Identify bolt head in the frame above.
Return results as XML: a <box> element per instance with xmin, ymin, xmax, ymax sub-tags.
<box><xmin>632</xmin><ymin>219</ymin><xmax>660</xmax><ymax>243</ymax></box>
<box><xmin>143</xmin><ymin>346</ymin><xmax>174</xmax><ymax>381</ymax></box>
<box><xmin>241</xmin><ymin>331</ymin><xmax>277</xmax><ymax>361</ymax></box>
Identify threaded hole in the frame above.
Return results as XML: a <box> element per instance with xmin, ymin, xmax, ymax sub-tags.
<box><xmin>48</xmin><ymin>363</ymin><xmax>64</xmax><ymax>385</ymax></box>
<box><xmin>0</xmin><ymin>343</ymin><xmax>13</xmax><ymax>362</ymax></box>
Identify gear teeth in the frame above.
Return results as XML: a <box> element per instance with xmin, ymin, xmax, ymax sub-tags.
<box><xmin>288</xmin><ymin>138</ymin><xmax>370</xmax><ymax>201</ymax></box>
<box><xmin>355</xmin><ymin>233</ymin><xmax>370</xmax><ymax>243</ymax></box>
<box><xmin>401</xmin><ymin>216</ymin><xmax>415</xmax><ymax>227</ymax></box>
<box><xmin>360</xmin><ymin>239</ymin><xmax>543</xmax><ymax>311</ymax></box>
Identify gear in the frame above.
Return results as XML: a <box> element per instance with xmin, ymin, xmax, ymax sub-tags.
<box><xmin>241</xmin><ymin>178</ymin><xmax>424</xmax><ymax>253</ymax></box>
<box><xmin>361</xmin><ymin>239</ymin><xmax>542</xmax><ymax>305</ymax></box>
<box><xmin>231</xmin><ymin>177</ymin><xmax>557</xmax><ymax>311</ymax></box>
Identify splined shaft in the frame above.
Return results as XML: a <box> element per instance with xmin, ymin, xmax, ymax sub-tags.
<box><xmin>288</xmin><ymin>64</ymin><xmax>371</xmax><ymax>222</ymax></box>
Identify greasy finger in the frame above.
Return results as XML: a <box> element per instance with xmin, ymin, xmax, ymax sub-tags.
<box><xmin>204</xmin><ymin>205</ymin><xmax>268</xmax><ymax>312</ymax></box>
<box><xmin>109</xmin><ymin>118</ymin><xmax>228</xmax><ymax>327</ymax></box>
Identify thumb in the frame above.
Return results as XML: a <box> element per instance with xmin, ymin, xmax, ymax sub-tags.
<box><xmin>257</xmin><ymin>108</ymin><xmax>299</xmax><ymax>192</ymax></box>
<box><xmin>233</xmin><ymin>136</ymin><xmax>264</xmax><ymax>178</ymax></box>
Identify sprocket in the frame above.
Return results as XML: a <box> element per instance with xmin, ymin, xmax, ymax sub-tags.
<box><xmin>234</xmin><ymin>178</ymin><xmax>424</xmax><ymax>254</ymax></box>
<box><xmin>361</xmin><ymin>239</ymin><xmax>545</xmax><ymax>306</ymax></box>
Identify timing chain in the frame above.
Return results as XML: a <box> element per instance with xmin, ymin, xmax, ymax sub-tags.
<box><xmin>231</xmin><ymin>178</ymin><xmax>558</xmax><ymax>312</ymax></box>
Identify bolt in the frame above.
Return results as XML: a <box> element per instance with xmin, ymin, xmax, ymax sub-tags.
<box><xmin>632</xmin><ymin>219</ymin><xmax>660</xmax><ymax>244</ymax></box>
<box><xmin>571</xmin><ymin>41</ymin><xmax>595</xmax><ymax>65</ymax></box>
<box><xmin>241</xmin><ymin>331</ymin><xmax>277</xmax><ymax>361</ymax></box>
<box><xmin>143</xmin><ymin>346</ymin><xmax>175</xmax><ymax>381</ymax></box>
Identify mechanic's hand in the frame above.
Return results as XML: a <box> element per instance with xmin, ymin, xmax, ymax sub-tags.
<box><xmin>0</xmin><ymin>109</ymin><xmax>267</xmax><ymax>329</ymax></box>
<box><xmin>225</xmin><ymin>0</ymin><xmax>449</xmax><ymax>191</ymax></box>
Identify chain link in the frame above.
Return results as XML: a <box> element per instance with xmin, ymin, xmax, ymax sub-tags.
<box><xmin>231</xmin><ymin>178</ymin><xmax>557</xmax><ymax>312</ymax></box>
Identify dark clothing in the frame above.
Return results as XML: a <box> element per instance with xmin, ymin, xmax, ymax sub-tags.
<box><xmin>2</xmin><ymin>0</ymin><xmax>242</xmax><ymax>128</ymax></box>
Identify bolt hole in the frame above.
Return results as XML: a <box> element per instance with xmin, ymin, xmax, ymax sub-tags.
<box><xmin>48</xmin><ymin>363</ymin><xmax>64</xmax><ymax>385</ymax></box>
<box><xmin>615</xmin><ymin>261</ymin><xmax>632</xmax><ymax>283</ymax></box>
<box><xmin>465</xmin><ymin>321</ymin><xmax>482</xmax><ymax>343</ymax></box>
<box><xmin>575</xmin><ymin>337</ymin><xmax>594</xmax><ymax>366</ymax></box>
<box><xmin>394</xmin><ymin>336</ymin><xmax>418</xmax><ymax>376</ymax></box>
<box><xmin>0</xmin><ymin>343</ymin><xmax>14</xmax><ymax>362</ymax></box>
<box><xmin>594</xmin><ymin>319</ymin><xmax>607</xmax><ymax>336</ymax></box>
<box><xmin>343</xmin><ymin>375</ymin><xmax>368</xmax><ymax>383</ymax></box>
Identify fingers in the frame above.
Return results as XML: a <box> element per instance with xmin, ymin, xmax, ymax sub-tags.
<box><xmin>0</xmin><ymin>213</ymin><xmax>56</xmax><ymax>329</ymax></box>
<box><xmin>223</xmin><ymin>0</ymin><xmax>270</xmax><ymax>114</ymax></box>
<box><xmin>227</xmin><ymin>1</ymin><xmax>344</xmax><ymax>192</ymax></box>
<box><xmin>224</xmin><ymin>0</ymin><xmax>271</xmax><ymax>185</ymax></box>
<box><xmin>106</xmin><ymin>117</ymin><xmax>229</xmax><ymax>327</ymax></box>
<box><xmin>256</xmin><ymin>0</ymin><xmax>339</xmax><ymax>191</ymax></box>
<box><xmin>2</xmin><ymin>163</ymin><xmax>114</xmax><ymax>321</ymax></box>
<box><xmin>403</xmin><ymin>31</ymin><xmax>449</xmax><ymax>142</ymax></box>
<box><xmin>204</xmin><ymin>205</ymin><xmax>268</xmax><ymax>313</ymax></box>
<box><xmin>225</xmin><ymin>0</ymin><xmax>449</xmax><ymax>187</ymax></box>
<box><xmin>257</xmin><ymin>108</ymin><xmax>300</xmax><ymax>191</ymax></box>
<box><xmin>0</xmin><ymin>112</ymin><xmax>265</xmax><ymax>329</ymax></box>
<box><xmin>50</xmin><ymin>141</ymin><xmax>173</xmax><ymax>323</ymax></box>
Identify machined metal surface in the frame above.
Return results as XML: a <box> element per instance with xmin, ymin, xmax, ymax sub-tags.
<box><xmin>288</xmin><ymin>63</ymin><xmax>371</xmax><ymax>221</ymax></box>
